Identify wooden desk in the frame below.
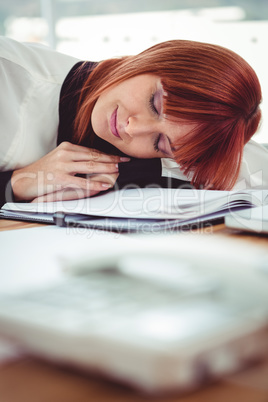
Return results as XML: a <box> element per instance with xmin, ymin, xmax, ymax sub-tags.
<box><xmin>0</xmin><ymin>219</ymin><xmax>268</xmax><ymax>402</ymax></box>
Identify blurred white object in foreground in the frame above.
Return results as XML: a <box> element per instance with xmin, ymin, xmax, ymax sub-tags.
<box><xmin>0</xmin><ymin>226</ymin><xmax>268</xmax><ymax>393</ymax></box>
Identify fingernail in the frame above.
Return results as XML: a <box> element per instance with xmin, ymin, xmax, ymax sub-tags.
<box><xmin>115</xmin><ymin>163</ymin><xmax>119</xmax><ymax>169</ymax></box>
<box><xmin>102</xmin><ymin>183</ymin><xmax>112</xmax><ymax>188</ymax></box>
<box><xmin>120</xmin><ymin>157</ymin><xmax>131</xmax><ymax>162</ymax></box>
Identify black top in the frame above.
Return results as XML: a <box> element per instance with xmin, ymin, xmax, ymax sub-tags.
<box><xmin>0</xmin><ymin>171</ymin><xmax>13</xmax><ymax>208</ymax></box>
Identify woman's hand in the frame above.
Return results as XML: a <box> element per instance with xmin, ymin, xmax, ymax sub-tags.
<box><xmin>11</xmin><ymin>142</ymin><xmax>130</xmax><ymax>202</ymax></box>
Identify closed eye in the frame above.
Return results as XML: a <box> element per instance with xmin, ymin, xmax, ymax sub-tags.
<box><xmin>154</xmin><ymin>134</ymin><xmax>173</xmax><ymax>157</ymax></box>
<box><xmin>153</xmin><ymin>133</ymin><xmax>161</xmax><ymax>152</ymax></box>
<box><xmin>149</xmin><ymin>94</ymin><xmax>159</xmax><ymax>116</ymax></box>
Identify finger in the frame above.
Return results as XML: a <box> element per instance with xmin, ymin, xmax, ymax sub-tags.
<box><xmin>72</xmin><ymin>151</ymin><xmax>130</xmax><ymax>164</ymax></box>
<box><xmin>90</xmin><ymin>173</ymin><xmax>119</xmax><ymax>186</ymax></box>
<box><xmin>56</xmin><ymin>175</ymin><xmax>113</xmax><ymax>193</ymax></box>
<box><xmin>32</xmin><ymin>188</ymin><xmax>100</xmax><ymax>203</ymax></box>
<box><xmin>67</xmin><ymin>161</ymin><xmax>120</xmax><ymax>175</ymax></box>
<box><xmin>60</xmin><ymin>144</ymin><xmax>130</xmax><ymax>163</ymax></box>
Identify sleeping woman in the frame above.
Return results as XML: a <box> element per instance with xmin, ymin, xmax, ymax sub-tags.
<box><xmin>0</xmin><ymin>35</ymin><xmax>266</xmax><ymax>207</ymax></box>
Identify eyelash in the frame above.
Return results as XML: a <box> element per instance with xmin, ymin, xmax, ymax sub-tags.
<box><xmin>150</xmin><ymin>93</ymin><xmax>161</xmax><ymax>152</ymax></box>
<box><xmin>154</xmin><ymin>133</ymin><xmax>161</xmax><ymax>152</ymax></box>
<box><xmin>149</xmin><ymin>94</ymin><xmax>159</xmax><ymax>116</ymax></box>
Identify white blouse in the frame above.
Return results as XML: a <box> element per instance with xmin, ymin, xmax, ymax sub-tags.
<box><xmin>1</xmin><ymin>36</ymin><xmax>267</xmax><ymax>189</ymax></box>
<box><xmin>0</xmin><ymin>36</ymin><xmax>78</xmax><ymax>171</ymax></box>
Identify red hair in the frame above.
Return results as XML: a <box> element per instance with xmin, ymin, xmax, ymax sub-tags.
<box><xmin>74</xmin><ymin>40</ymin><xmax>262</xmax><ymax>190</ymax></box>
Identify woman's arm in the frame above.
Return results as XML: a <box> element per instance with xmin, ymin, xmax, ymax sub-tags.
<box><xmin>10</xmin><ymin>142</ymin><xmax>130</xmax><ymax>203</ymax></box>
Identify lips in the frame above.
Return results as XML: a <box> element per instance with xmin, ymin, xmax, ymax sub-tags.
<box><xmin>110</xmin><ymin>107</ymin><xmax>120</xmax><ymax>138</ymax></box>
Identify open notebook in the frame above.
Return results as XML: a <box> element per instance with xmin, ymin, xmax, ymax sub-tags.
<box><xmin>0</xmin><ymin>227</ymin><xmax>268</xmax><ymax>394</ymax></box>
<box><xmin>225</xmin><ymin>204</ymin><xmax>268</xmax><ymax>234</ymax></box>
<box><xmin>1</xmin><ymin>187</ymin><xmax>268</xmax><ymax>232</ymax></box>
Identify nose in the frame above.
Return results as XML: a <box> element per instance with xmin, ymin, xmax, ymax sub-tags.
<box><xmin>125</xmin><ymin>116</ymin><xmax>159</xmax><ymax>137</ymax></box>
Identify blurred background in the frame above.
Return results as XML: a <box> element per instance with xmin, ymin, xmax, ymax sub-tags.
<box><xmin>0</xmin><ymin>0</ymin><xmax>267</xmax><ymax>142</ymax></box>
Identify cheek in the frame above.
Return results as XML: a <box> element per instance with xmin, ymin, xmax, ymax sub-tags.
<box><xmin>123</xmin><ymin>138</ymin><xmax>158</xmax><ymax>158</ymax></box>
<box><xmin>91</xmin><ymin>103</ymin><xmax>99</xmax><ymax>133</ymax></box>
<box><xmin>91</xmin><ymin>101</ymin><xmax>106</xmax><ymax>137</ymax></box>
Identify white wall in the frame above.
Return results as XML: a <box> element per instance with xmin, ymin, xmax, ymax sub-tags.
<box><xmin>6</xmin><ymin>8</ymin><xmax>268</xmax><ymax>142</ymax></box>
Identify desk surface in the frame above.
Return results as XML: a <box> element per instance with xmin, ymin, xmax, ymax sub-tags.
<box><xmin>1</xmin><ymin>218</ymin><xmax>268</xmax><ymax>402</ymax></box>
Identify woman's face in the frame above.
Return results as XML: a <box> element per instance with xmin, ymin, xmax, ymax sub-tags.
<box><xmin>91</xmin><ymin>74</ymin><xmax>191</xmax><ymax>158</ymax></box>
